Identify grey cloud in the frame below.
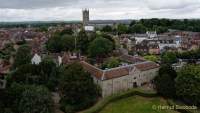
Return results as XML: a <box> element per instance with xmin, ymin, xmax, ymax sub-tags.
<box><xmin>145</xmin><ymin>0</ymin><xmax>200</xmax><ymax>10</ymax></box>
<box><xmin>0</xmin><ymin>0</ymin><xmax>79</xmax><ymax>9</ymax></box>
<box><xmin>0</xmin><ymin>0</ymin><xmax>200</xmax><ymax>21</ymax></box>
<box><xmin>0</xmin><ymin>0</ymin><xmax>143</xmax><ymax>9</ymax></box>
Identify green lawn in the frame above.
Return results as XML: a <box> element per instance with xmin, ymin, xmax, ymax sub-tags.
<box><xmin>99</xmin><ymin>96</ymin><xmax>179</xmax><ymax>113</ymax></box>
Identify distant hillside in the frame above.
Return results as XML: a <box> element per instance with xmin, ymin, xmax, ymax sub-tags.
<box><xmin>0</xmin><ymin>19</ymin><xmax>133</xmax><ymax>28</ymax></box>
<box><xmin>89</xmin><ymin>19</ymin><xmax>133</xmax><ymax>25</ymax></box>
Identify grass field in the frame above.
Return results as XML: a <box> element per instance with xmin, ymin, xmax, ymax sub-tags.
<box><xmin>99</xmin><ymin>96</ymin><xmax>179</xmax><ymax>113</ymax></box>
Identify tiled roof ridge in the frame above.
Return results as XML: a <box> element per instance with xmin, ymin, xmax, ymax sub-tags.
<box><xmin>80</xmin><ymin>61</ymin><xmax>103</xmax><ymax>72</ymax></box>
<box><xmin>101</xmin><ymin>71</ymin><xmax>105</xmax><ymax>80</ymax></box>
<box><xmin>80</xmin><ymin>60</ymin><xmax>159</xmax><ymax>81</ymax></box>
<box><xmin>103</xmin><ymin>61</ymin><xmax>150</xmax><ymax>72</ymax></box>
<box><xmin>134</xmin><ymin>61</ymin><xmax>160</xmax><ymax>71</ymax></box>
<box><xmin>81</xmin><ymin>60</ymin><xmax>155</xmax><ymax>72</ymax></box>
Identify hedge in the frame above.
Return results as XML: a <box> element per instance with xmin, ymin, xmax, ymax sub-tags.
<box><xmin>80</xmin><ymin>88</ymin><xmax>158</xmax><ymax>113</ymax></box>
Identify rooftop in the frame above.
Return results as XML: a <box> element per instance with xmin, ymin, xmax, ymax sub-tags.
<box><xmin>81</xmin><ymin>56</ymin><xmax>159</xmax><ymax>81</ymax></box>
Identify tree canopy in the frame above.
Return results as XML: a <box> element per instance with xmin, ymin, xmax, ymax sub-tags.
<box><xmin>18</xmin><ymin>85</ymin><xmax>53</xmax><ymax>113</ymax></box>
<box><xmin>176</xmin><ymin>65</ymin><xmax>200</xmax><ymax>106</ymax></box>
<box><xmin>59</xmin><ymin>63</ymin><xmax>100</xmax><ymax>113</ymax></box>
<box><xmin>128</xmin><ymin>24</ymin><xmax>147</xmax><ymax>33</ymax></box>
<box><xmin>101</xmin><ymin>25</ymin><xmax>113</xmax><ymax>32</ymax></box>
<box><xmin>161</xmin><ymin>52</ymin><xmax>177</xmax><ymax>64</ymax></box>
<box><xmin>154</xmin><ymin>64</ymin><xmax>177</xmax><ymax>98</ymax></box>
<box><xmin>76</xmin><ymin>30</ymin><xmax>90</xmax><ymax>54</ymax></box>
<box><xmin>46</xmin><ymin>34</ymin><xmax>75</xmax><ymax>53</ymax></box>
<box><xmin>13</xmin><ymin>45</ymin><xmax>31</xmax><ymax>68</ymax></box>
<box><xmin>88</xmin><ymin>37</ymin><xmax>113</xmax><ymax>58</ymax></box>
<box><xmin>144</xmin><ymin>55</ymin><xmax>159</xmax><ymax>62</ymax></box>
<box><xmin>102</xmin><ymin>57</ymin><xmax>120</xmax><ymax>69</ymax></box>
<box><xmin>10</xmin><ymin>57</ymin><xmax>60</xmax><ymax>91</ymax></box>
<box><xmin>0</xmin><ymin>83</ymin><xmax>53</xmax><ymax>113</ymax></box>
<box><xmin>129</xmin><ymin>19</ymin><xmax>200</xmax><ymax>33</ymax></box>
<box><xmin>101</xmin><ymin>33</ymin><xmax>116</xmax><ymax>49</ymax></box>
<box><xmin>117</xmin><ymin>24</ymin><xmax>128</xmax><ymax>34</ymax></box>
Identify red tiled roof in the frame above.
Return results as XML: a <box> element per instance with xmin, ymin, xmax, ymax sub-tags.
<box><xmin>81</xmin><ymin>61</ymin><xmax>159</xmax><ymax>81</ymax></box>
<box><xmin>135</xmin><ymin>62</ymin><xmax>159</xmax><ymax>71</ymax></box>
<box><xmin>103</xmin><ymin>67</ymin><xmax>130</xmax><ymax>80</ymax></box>
<box><xmin>80</xmin><ymin>61</ymin><xmax>103</xmax><ymax>80</ymax></box>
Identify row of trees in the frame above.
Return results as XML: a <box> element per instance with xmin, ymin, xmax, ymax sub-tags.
<box><xmin>101</xmin><ymin>19</ymin><xmax>200</xmax><ymax>34</ymax></box>
<box><xmin>154</xmin><ymin>64</ymin><xmax>200</xmax><ymax>106</ymax></box>
<box><xmin>139</xmin><ymin>19</ymin><xmax>200</xmax><ymax>32</ymax></box>
<box><xmin>160</xmin><ymin>49</ymin><xmax>200</xmax><ymax>64</ymax></box>
<box><xmin>101</xmin><ymin>24</ymin><xmax>148</xmax><ymax>34</ymax></box>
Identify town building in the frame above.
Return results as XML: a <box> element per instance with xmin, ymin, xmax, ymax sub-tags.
<box><xmin>81</xmin><ymin>55</ymin><xmax>159</xmax><ymax>97</ymax></box>
<box><xmin>146</xmin><ymin>31</ymin><xmax>157</xmax><ymax>39</ymax></box>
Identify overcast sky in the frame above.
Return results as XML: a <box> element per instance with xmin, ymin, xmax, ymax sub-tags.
<box><xmin>0</xmin><ymin>0</ymin><xmax>200</xmax><ymax>22</ymax></box>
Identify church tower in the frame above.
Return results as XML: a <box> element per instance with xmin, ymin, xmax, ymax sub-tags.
<box><xmin>82</xmin><ymin>9</ymin><xmax>89</xmax><ymax>26</ymax></box>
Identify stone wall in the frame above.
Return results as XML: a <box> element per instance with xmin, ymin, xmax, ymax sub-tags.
<box><xmin>98</xmin><ymin>67</ymin><xmax>159</xmax><ymax>97</ymax></box>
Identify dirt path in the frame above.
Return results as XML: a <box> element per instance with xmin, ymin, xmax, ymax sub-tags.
<box><xmin>52</xmin><ymin>92</ymin><xmax>64</xmax><ymax>113</ymax></box>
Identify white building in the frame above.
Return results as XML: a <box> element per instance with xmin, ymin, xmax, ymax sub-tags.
<box><xmin>31</xmin><ymin>54</ymin><xmax>42</xmax><ymax>65</ymax></box>
<box><xmin>146</xmin><ymin>31</ymin><xmax>157</xmax><ymax>38</ymax></box>
<box><xmin>58</xmin><ymin>56</ymin><xmax>62</xmax><ymax>66</ymax></box>
<box><xmin>84</xmin><ymin>26</ymin><xmax>95</xmax><ymax>32</ymax></box>
<box><xmin>131</xmin><ymin>35</ymin><xmax>148</xmax><ymax>44</ymax></box>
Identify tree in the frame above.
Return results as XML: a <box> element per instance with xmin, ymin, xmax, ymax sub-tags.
<box><xmin>11</xmin><ymin>57</ymin><xmax>60</xmax><ymax>91</ymax></box>
<box><xmin>46</xmin><ymin>33</ymin><xmax>75</xmax><ymax>53</ymax></box>
<box><xmin>144</xmin><ymin>55</ymin><xmax>159</xmax><ymax>62</ymax></box>
<box><xmin>13</xmin><ymin>45</ymin><xmax>31</xmax><ymax>68</ymax></box>
<box><xmin>59</xmin><ymin>63</ymin><xmax>100</xmax><ymax>113</ymax></box>
<box><xmin>101</xmin><ymin>33</ymin><xmax>116</xmax><ymax>49</ymax></box>
<box><xmin>176</xmin><ymin>65</ymin><xmax>200</xmax><ymax>106</ymax></box>
<box><xmin>161</xmin><ymin>52</ymin><xmax>177</xmax><ymax>64</ymax></box>
<box><xmin>37</xmin><ymin>26</ymin><xmax>48</xmax><ymax>32</ymax></box>
<box><xmin>155</xmin><ymin>26</ymin><xmax>168</xmax><ymax>34</ymax></box>
<box><xmin>11</xmin><ymin>64</ymin><xmax>41</xmax><ymax>85</ymax></box>
<box><xmin>60</xmin><ymin>28</ymin><xmax>74</xmax><ymax>35</ymax></box>
<box><xmin>0</xmin><ymin>43</ymin><xmax>15</xmax><ymax>60</ymax></box>
<box><xmin>102</xmin><ymin>57</ymin><xmax>120</xmax><ymax>69</ymax></box>
<box><xmin>61</xmin><ymin>35</ymin><xmax>75</xmax><ymax>51</ymax></box>
<box><xmin>101</xmin><ymin>25</ymin><xmax>113</xmax><ymax>32</ymax></box>
<box><xmin>154</xmin><ymin>64</ymin><xmax>177</xmax><ymax>98</ymax></box>
<box><xmin>0</xmin><ymin>89</ymin><xmax>13</xmax><ymax>113</ymax></box>
<box><xmin>88</xmin><ymin>37</ymin><xmax>113</xmax><ymax>59</ymax></box>
<box><xmin>18</xmin><ymin>85</ymin><xmax>53</xmax><ymax>113</ymax></box>
<box><xmin>46</xmin><ymin>33</ymin><xmax>63</xmax><ymax>53</ymax></box>
<box><xmin>76</xmin><ymin>30</ymin><xmax>90</xmax><ymax>54</ymax></box>
<box><xmin>117</xmin><ymin>24</ymin><xmax>128</xmax><ymax>34</ymax></box>
<box><xmin>130</xmin><ymin>20</ymin><xmax>136</xmax><ymax>26</ymax></box>
<box><xmin>39</xmin><ymin>57</ymin><xmax>60</xmax><ymax>90</ymax></box>
<box><xmin>1</xmin><ymin>83</ymin><xmax>53</xmax><ymax>113</ymax></box>
<box><xmin>128</xmin><ymin>24</ymin><xmax>147</xmax><ymax>33</ymax></box>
